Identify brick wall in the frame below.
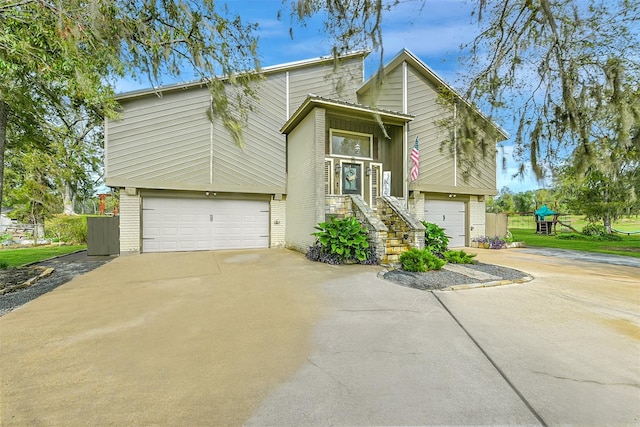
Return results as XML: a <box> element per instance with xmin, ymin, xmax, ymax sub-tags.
<box><xmin>270</xmin><ymin>198</ymin><xmax>286</xmax><ymax>248</ymax></box>
<box><xmin>119</xmin><ymin>189</ymin><xmax>141</xmax><ymax>255</ymax></box>
<box><xmin>408</xmin><ymin>191</ymin><xmax>426</xmax><ymax>221</ymax></box>
<box><xmin>468</xmin><ymin>196</ymin><xmax>486</xmax><ymax>242</ymax></box>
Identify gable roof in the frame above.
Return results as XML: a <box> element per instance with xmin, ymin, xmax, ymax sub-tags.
<box><xmin>358</xmin><ymin>48</ymin><xmax>509</xmax><ymax>140</ymax></box>
<box><xmin>280</xmin><ymin>94</ymin><xmax>414</xmax><ymax>135</ymax></box>
<box><xmin>115</xmin><ymin>50</ymin><xmax>370</xmax><ymax>101</ymax></box>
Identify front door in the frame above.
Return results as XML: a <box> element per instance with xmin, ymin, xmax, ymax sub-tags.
<box><xmin>327</xmin><ymin>159</ymin><xmax>382</xmax><ymax>206</ymax></box>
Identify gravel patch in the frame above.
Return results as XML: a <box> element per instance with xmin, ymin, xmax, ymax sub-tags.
<box><xmin>0</xmin><ymin>255</ymin><xmax>112</xmax><ymax>316</ymax></box>
<box><xmin>383</xmin><ymin>262</ymin><xmax>529</xmax><ymax>291</ymax></box>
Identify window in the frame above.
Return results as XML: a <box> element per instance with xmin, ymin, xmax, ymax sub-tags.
<box><xmin>330</xmin><ymin>130</ymin><xmax>372</xmax><ymax>159</ymax></box>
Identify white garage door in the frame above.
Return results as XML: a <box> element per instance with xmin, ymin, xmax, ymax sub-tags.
<box><xmin>424</xmin><ymin>200</ymin><xmax>466</xmax><ymax>247</ymax></box>
<box><xmin>142</xmin><ymin>198</ymin><xmax>269</xmax><ymax>253</ymax></box>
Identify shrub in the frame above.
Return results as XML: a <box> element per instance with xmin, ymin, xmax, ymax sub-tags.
<box><xmin>581</xmin><ymin>223</ymin><xmax>622</xmax><ymax>241</ymax></box>
<box><xmin>45</xmin><ymin>215</ymin><xmax>87</xmax><ymax>244</ymax></box>
<box><xmin>400</xmin><ymin>248</ymin><xmax>446</xmax><ymax>272</ymax></box>
<box><xmin>443</xmin><ymin>250</ymin><xmax>477</xmax><ymax>264</ymax></box>
<box><xmin>582</xmin><ymin>223</ymin><xmax>607</xmax><ymax>237</ymax></box>
<box><xmin>0</xmin><ymin>261</ymin><xmax>8</xmax><ymax>269</ymax></box>
<box><xmin>0</xmin><ymin>232</ymin><xmax>13</xmax><ymax>245</ymax></box>
<box><xmin>422</xmin><ymin>221</ymin><xmax>449</xmax><ymax>256</ymax></box>
<box><xmin>309</xmin><ymin>216</ymin><xmax>376</xmax><ymax>264</ymax></box>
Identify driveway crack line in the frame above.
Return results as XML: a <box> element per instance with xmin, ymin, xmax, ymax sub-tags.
<box><xmin>431</xmin><ymin>291</ymin><xmax>548</xmax><ymax>427</ymax></box>
<box><xmin>306</xmin><ymin>357</ymin><xmax>352</xmax><ymax>392</ymax></box>
<box><xmin>532</xmin><ymin>371</ymin><xmax>640</xmax><ymax>388</ymax></box>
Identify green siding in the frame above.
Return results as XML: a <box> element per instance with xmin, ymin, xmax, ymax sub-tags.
<box><xmin>107</xmin><ymin>89</ymin><xmax>212</xmax><ymax>187</ymax></box>
<box><xmin>358</xmin><ymin>65</ymin><xmax>403</xmax><ymax>112</ymax></box>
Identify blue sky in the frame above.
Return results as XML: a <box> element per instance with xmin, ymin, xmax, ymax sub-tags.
<box><xmin>115</xmin><ymin>0</ymin><xmax>543</xmax><ymax>193</ymax></box>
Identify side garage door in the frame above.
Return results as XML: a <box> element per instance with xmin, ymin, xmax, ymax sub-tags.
<box><xmin>142</xmin><ymin>198</ymin><xmax>269</xmax><ymax>253</ymax></box>
<box><xmin>424</xmin><ymin>200</ymin><xmax>466</xmax><ymax>247</ymax></box>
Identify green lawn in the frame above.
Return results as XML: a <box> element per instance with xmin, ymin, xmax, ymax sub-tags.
<box><xmin>509</xmin><ymin>214</ymin><xmax>640</xmax><ymax>233</ymax></box>
<box><xmin>510</xmin><ymin>228</ymin><xmax>640</xmax><ymax>258</ymax></box>
<box><xmin>0</xmin><ymin>245</ymin><xmax>87</xmax><ymax>268</ymax></box>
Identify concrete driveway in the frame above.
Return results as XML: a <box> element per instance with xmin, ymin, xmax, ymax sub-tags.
<box><xmin>1</xmin><ymin>248</ymin><xmax>638</xmax><ymax>425</ymax></box>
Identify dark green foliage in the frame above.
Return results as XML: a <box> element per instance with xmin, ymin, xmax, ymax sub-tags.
<box><xmin>400</xmin><ymin>248</ymin><xmax>446</xmax><ymax>272</ymax></box>
<box><xmin>443</xmin><ymin>250</ymin><xmax>477</xmax><ymax>264</ymax></box>
<box><xmin>309</xmin><ymin>216</ymin><xmax>376</xmax><ymax>264</ymax></box>
<box><xmin>0</xmin><ymin>261</ymin><xmax>8</xmax><ymax>269</ymax></box>
<box><xmin>581</xmin><ymin>223</ymin><xmax>623</xmax><ymax>241</ymax></box>
<box><xmin>582</xmin><ymin>223</ymin><xmax>609</xmax><ymax>238</ymax></box>
<box><xmin>421</xmin><ymin>221</ymin><xmax>449</xmax><ymax>256</ymax></box>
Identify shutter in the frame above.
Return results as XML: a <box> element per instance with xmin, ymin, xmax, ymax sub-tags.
<box><xmin>370</xmin><ymin>163</ymin><xmax>383</xmax><ymax>206</ymax></box>
<box><xmin>324</xmin><ymin>159</ymin><xmax>334</xmax><ymax>195</ymax></box>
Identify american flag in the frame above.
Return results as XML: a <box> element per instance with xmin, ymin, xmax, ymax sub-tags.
<box><xmin>410</xmin><ymin>136</ymin><xmax>420</xmax><ymax>181</ymax></box>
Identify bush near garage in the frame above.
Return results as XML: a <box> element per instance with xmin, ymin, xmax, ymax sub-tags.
<box><xmin>45</xmin><ymin>215</ymin><xmax>88</xmax><ymax>244</ymax></box>
<box><xmin>399</xmin><ymin>248</ymin><xmax>446</xmax><ymax>272</ymax></box>
<box><xmin>421</xmin><ymin>221</ymin><xmax>450</xmax><ymax>257</ymax></box>
<box><xmin>443</xmin><ymin>249</ymin><xmax>477</xmax><ymax>264</ymax></box>
<box><xmin>307</xmin><ymin>216</ymin><xmax>378</xmax><ymax>265</ymax></box>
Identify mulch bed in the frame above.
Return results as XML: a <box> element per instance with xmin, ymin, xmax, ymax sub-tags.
<box><xmin>383</xmin><ymin>262</ymin><xmax>529</xmax><ymax>291</ymax></box>
<box><xmin>0</xmin><ymin>267</ymin><xmax>45</xmax><ymax>294</ymax></box>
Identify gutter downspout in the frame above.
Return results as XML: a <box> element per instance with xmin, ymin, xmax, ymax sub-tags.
<box><xmin>402</xmin><ymin>61</ymin><xmax>409</xmax><ymax>206</ymax></box>
<box><xmin>453</xmin><ymin>99</ymin><xmax>458</xmax><ymax>187</ymax></box>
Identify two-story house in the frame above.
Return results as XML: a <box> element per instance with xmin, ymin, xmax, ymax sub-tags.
<box><xmin>105</xmin><ymin>49</ymin><xmax>506</xmax><ymax>261</ymax></box>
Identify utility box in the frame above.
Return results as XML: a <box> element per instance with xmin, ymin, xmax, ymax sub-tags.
<box><xmin>87</xmin><ymin>216</ymin><xmax>120</xmax><ymax>256</ymax></box>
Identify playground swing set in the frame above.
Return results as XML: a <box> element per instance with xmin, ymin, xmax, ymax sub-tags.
<box><xmin>534</xmin><ymin>204</ymin><xmax>577</xmax><ymax>235</ymax></box>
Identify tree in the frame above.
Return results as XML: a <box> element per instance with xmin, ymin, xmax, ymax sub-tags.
<box><xmin>3</xmin><ymin>145</ymin><xmax>61</xmax><ymax>224</ymax></box>
<box><xmin>553</xmin><ymin>137</ymin><xmax>639</xmax><ymax>232</ymax></box>
<box><xmin>0</xmin><ymin>0</ymin><xmax>262</xmax><ymax>211</ymax></box>
<box><xmin>4</xmin><ymin>108</ymin><xmax>104</xmax><ymax>217</ymax></box>
<box><xmin>460</xmin><ymin>0</ymin><xmax>640</xmax><ymax>181</ymax></box>
<box><xmin>513</xmin><ymin>190</ymin><xmax>535</xmax><ymax>213</ymax></box>
<box><xmin>555</xmin><ymin>165</ymin><xmax>638</xmax><ymax>232</ymax></box>
<box><xmin>488</xmin><ymin>187</ymin><xmax>516</xmax><ymax>213</ymax></box>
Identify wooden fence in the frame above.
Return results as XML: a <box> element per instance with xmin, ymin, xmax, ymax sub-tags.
<box><xmin>486</xmin><ymin>213</ymin><xmax>508</xmax><ymax>238</ymax></box>
<box><xmin>87</xmin><ymin>216</ymin><xmax>120</xmax><ymax>255</ymax></box>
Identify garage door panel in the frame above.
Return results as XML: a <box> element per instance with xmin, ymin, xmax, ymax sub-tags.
<box><xmin>425</xmin><ymin>200</ymin><xmax>466</xmax><ymax>247</ymax></box>
<box><xmin>142</xmin><ymin>197</ymin><xmax>270</xmax><ymax>252</ymax></box>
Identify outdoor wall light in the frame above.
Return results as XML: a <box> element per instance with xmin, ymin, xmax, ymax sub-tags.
<box><xmin>335</xmin><ymin>163</ymin><xmax>341</xmax><ymax>174</ymax></box>
<box><xmin>366</xmin><ymin>167</ymin><xmax>372</xmax><ymax>176</ymax></box>
<box><xmin>448</xmin><ymin>193</ymin><xmax>457</xmax><ymax>198</ymax></box>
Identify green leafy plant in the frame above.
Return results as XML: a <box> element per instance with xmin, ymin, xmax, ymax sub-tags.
<box><xmin>421</xmin><ymin>221</ymin><xmax>449</xmax><ymax>256</ymax></box>
<box><xmin>311</xmin><ymin>216</ymin><xmax>372</xmax><ymax>264</ymax></box>
<box><xmin>45</xmin><ymin>215</ymin><xmax>88</xmax><ymax>244</ymax></box>
<box><xmin>0</xmin><ymin>232</ymin><xmax>13</xmax><ymax>244</ymax></box>
<box><xmin>400</xmin><ymin>248</ymin><xmax>446</xmax><ymax>272</ymax></box>
<box><xmin>443</xmin><ymin>250</ymin><xmax>477</xmax><ymax>264</ymax></box>
<box><xmin>0</xmin><ymin>261</ymin><xmax>9</xmax><ymax>269</ymax></box>
<box><xmin>580</xmin><ymin>223</ymin><xmax>622</xmax><ymax>241</ymax></box>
